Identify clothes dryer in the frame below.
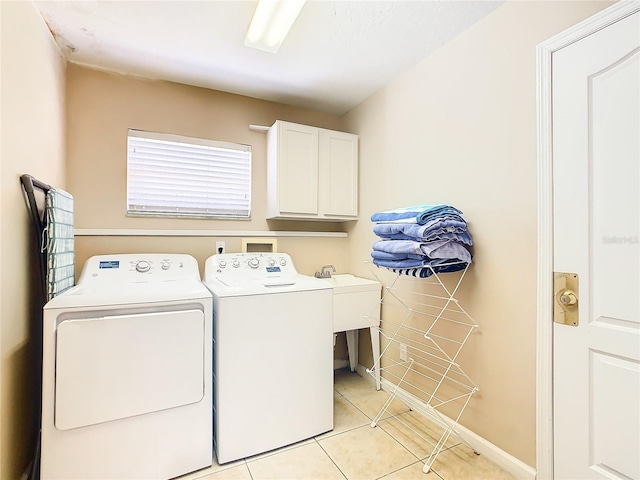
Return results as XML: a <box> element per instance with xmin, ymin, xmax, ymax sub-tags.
<box><xmin>204</xmin><ymin>252</ymin><xmax>333</xmax><ymax>464</ymax></box>
<box><xmin>41</xmin><ymin>254</ymin><xmax>212</xmax><ymax>480</ymax></box>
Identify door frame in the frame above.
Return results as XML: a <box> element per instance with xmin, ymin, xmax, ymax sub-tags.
<box><xmin>535</xmin><ymin>2</ymin><xmax>640</xmax><ymax>478</ymax></box>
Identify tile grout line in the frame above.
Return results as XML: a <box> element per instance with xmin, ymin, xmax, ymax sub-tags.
<box><xmin>313</xmin><ymin>437</ymin><xmax>349</xmax><ymax>480</ymax></box>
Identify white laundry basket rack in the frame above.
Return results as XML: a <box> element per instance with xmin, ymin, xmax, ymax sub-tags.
<box><xmin>364</xmin><ymin>261</ymin><xmax>479</xmax><ymax>474</ymax></box>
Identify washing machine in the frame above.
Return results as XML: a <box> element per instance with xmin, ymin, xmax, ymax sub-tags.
<box><xmin>203</xmin><ymin>252</ymin><xmax>333</xmax><ymax>464</ymax></box>
<box><xmin>41</xmin><ymin>254</ymin><xmax>212</xmax><ymax>480</ymax></box>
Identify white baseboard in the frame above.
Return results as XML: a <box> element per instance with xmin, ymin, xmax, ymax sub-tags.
<box><xmin>355</xmin><ymin>364</ymin><xmax>377</xmax><ymax>384</ymax></box>
<box><xmin>333</xmin><ymin>359</ymin><xmax>349</xmax><ymax>370</ymax></box>
<box><xmin>439</xmin><ymin>412</ymin><xmax>537</xmax><ymax>480</ymax></box>
<box><xmin>353</xmin><ymin>364</ymin><xmax>536</xmax><ymax>480</ymax></box>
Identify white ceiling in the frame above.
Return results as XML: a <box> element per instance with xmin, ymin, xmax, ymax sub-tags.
<box><xmin>35</xmin><ymin>0</ymin><xmax>503</xmax><ymax>115</ymax></box>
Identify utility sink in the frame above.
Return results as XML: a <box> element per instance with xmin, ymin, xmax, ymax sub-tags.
<box><xmin>324</xmin><ymin>274</ymin><xmax>380</xmax><ymax>294</ymax></box>
<box><xmin>325</xmin><ymin>274</ymin><xmax>382</xmax><ymax>389</ymax></box>
<box><xmin>325</xmin><ymin>275</ymin><xmax>381</xmax><ymax>330</ymax></box>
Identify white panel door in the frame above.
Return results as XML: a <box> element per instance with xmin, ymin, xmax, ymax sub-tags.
<box><xmin>552</xmin><ymin>11</ymin><xmax>640</xmax><ymax>480</ymax></box>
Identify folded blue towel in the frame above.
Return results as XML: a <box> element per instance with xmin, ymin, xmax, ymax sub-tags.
<box><xmin>372</xmin><ymin>239</ymin><xmax>472</xmax><ymax>264</ymax></box>
<box><xmin>372</xmin><ymin>239</ymin><xmax>425</xmax><ymax>256</ymax></box>
<box><xmin>370</xmin><ymin>250</ymin><xmax>425</xmax><ymax>261</ymax></box>
<box><xmin>373</xmin><ymin>219</ymin><xmax>472</xmax><ymax>245</ymax></box>
<box><xmin>371</xmin><ymin>258</ymin><xmax>428</xmax><ymax>268</ymax></box>
<box><xmin>382</xmin><ymin>262</ymin><xmax>469</xmax><ymax>278</ymax></box>
<box><xmin>381</xmin><ymin>230</ymin><xmax>473</xmax><ymax>245</ymax></box>
<box><xmin>371</xmin><ymin>254</ymin><xmax>470</xmax><ymax>269</ymax></box>
<box><xmin>371</xmin><ymin>205</ymin><xmax>463</xmax><ymax>225</ymax></box>
<box><xmin>390</xmin><ymin>267</ymin><xmax>434</xmax><ymax>278</ymax></box>
<box><xmin>374</xmin><ymin>216</ymin><xmax>467</xmax><ymax>237</ymax></box>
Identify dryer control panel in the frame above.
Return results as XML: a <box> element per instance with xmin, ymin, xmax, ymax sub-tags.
<box><xmin>205</xmin><ymin>253</ymin><xmax>298</xmax><ymax>287</ymax></box>
<box><xmin>78</xmin><ymin>254</ymin><xmax>201</xmax><ymax>285</ymax></box>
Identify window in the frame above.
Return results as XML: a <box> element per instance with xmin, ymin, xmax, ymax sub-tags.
<box><xmin>127</xmin><ymin>129</ymin><xmax>251</xmax><ymax>219</ymax></box>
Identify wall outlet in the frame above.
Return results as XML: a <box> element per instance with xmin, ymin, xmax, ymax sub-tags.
<box><xmin>399</xmin><ymin>343</ymin><xmax>408</xmax><ymax>361</ymax></box>
<box><xmin>216</xmin><ymin>241</ymin><xmax>225</xmax><ymax>255</ymax></box>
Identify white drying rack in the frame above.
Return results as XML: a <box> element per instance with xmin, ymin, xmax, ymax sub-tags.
<box><xmin>364</xmin><ymin>261</ymin><xmax>479</xmax><ymax>474</ymax></box>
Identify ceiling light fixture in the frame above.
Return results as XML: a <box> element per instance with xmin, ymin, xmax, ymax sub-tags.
<box><xmin>244</xmin><ymin>0</ymin><xmax>306</xmax><ymax>54</ymax></box>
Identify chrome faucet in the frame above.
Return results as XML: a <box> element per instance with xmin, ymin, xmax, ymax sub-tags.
<box><xmin>315</xmin><ymin>264</ymin><xmax>336</xmax><ymax>278</ymax></box>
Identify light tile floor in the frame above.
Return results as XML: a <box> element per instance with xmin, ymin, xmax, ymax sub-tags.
<box><xmin>177</xmin><ymin>369</ymin><xmax>516</xmax><ymax>480</ymax></box>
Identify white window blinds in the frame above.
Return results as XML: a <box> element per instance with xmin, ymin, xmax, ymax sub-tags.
<box><xmin>127</xmin><ymin>130</ymin><xmax>251</xmax><ymax>219</ymax></box>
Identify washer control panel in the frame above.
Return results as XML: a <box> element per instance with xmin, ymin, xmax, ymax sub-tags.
<box><xmin>206</xmin><ymin>253</ymin><xmax>298</xmax><ymax>286</ymax></box>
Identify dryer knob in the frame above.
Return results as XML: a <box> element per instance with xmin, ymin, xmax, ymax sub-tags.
<box><xmin>161</xmin><ymin>261</ymin><xmax>170</xmax><ymax>270</ymax></box>
<box><xmin>232</xmin><ymin>260</ymin><xmax>240</xmax><ymax>268</ymax></box>
<box><xmin>279</xmin><ymin>258</ymin><xmax>287</xmax><ymax>266</ymax></box>
<box><xmin>219</xmin><ymin>260</ymin><xmax>227</xmax><ymax>268</ymax></box>
<box><xmin>136</xmin><ymin>261</ymin><xmax>151</xmax><ymax>273</ymax></box>
<box><xmin>248</xmin><ymin>258</ymin><xmax>260</xmax><ymax>269</ymax></box>
<box><xmin>268</xmin><ymin>258</ymin><xmax>276</xmax><ymax>266</ymax></box>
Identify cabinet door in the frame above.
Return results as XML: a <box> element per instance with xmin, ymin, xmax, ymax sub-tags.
<box><xmin>277</xmin><ymin>122</ymin><xmax>319</xmax><ymax>215</ymax></box>
<box><xmin>319</xmin><ymin>130</ymin><xmax>358</xmax><ymax>217</ymax></box>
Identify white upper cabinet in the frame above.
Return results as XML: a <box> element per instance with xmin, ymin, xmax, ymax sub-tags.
<box><xmin>266</xmin><ymin>120</ymin><xmax>358</xmax><ymax>221</ymax></box>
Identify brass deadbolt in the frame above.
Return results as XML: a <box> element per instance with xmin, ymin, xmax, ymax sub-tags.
<box><xmin>559</xmin><ymin>290</ymin><xmax>577</xmax><ymax>307</ymax></box>
<box><xmin>554</xmin><ymin>272</ymin><xmax>579</xmax><ymax>326</ymax></box>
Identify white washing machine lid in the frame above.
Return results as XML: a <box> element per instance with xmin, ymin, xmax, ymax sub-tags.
<box><xmin>203</xmin><ymin>252</ymin><xmax>331</xmax><ymax>297</ymax></box>
<box><xmin>45</xmin><ymin>253</ymin><xmax>212</xmax><ymax>309</ymax></box>
<box><xmin>204</xmin><ymin>274</ymin><xmax>331</xmax><ymax>297</ymax></box>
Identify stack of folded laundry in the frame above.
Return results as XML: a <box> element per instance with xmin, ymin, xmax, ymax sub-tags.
<box><xmin>370</xmin><ymin>204</ymin><xmax>473</xmax><ymax>278</ymax></box>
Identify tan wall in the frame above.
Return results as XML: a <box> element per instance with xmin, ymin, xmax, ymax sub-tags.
<box><xmin>66</xmin><ymin>65</ymin><xmax>352</xmax><ymax>276</ymax></box>
<box><xmin>73</xmin><ymin>235</ymin><xmax>350</xmax><ymax>280</ymax></box>
<box><xmin>343</xmin><ymin>0</ymin><xmax>612</xmax><ymax>467</ymax></box>
<box><xmin>0</xmin><ymin>2</ymin><xmax>66</xmax><ymax>478</ymax></box>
